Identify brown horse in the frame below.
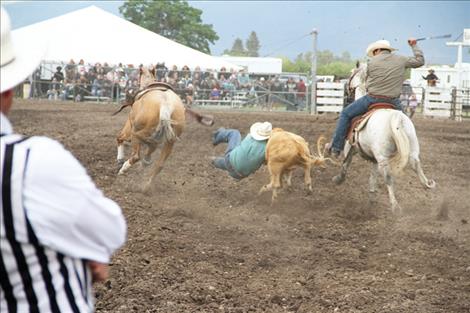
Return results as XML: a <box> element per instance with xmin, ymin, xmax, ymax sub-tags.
<box><xmin>116</xmin><ymin>67</ymin><xmax>185</xmax><ymax>191</ymax></box>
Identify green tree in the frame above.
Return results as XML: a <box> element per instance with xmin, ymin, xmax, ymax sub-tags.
<box><xmin>281</xmin><ymin>50</ymin><xmax>356</xmax><ymax>78</ymax></box>
<box><xmin>340</xmin><ymin>51</ymin><xmax>351</xmax><ymax>63</ymax></box>
<box><xmin>246</xmin><ymin>31</ymin><xmax>260</xmax><ymax>57</ymax></box>
<box><xmin>318</xmin><ymin>62</ymin><xmax>354</xmax><ymax>79</ymax></box>
<box><xmin>223</xmin><ymin>38</ymin><xmax>247</xmax><ymax>56</ymax></box>
<box><xmin>317</xmin><ymin>50</ymin><xmax>335</xmax><ymax>65</ymax></box>
<box><xmin>120</xmin><ymin>0</ymin><xmax>219</xmax><ymax>54</ymax></box>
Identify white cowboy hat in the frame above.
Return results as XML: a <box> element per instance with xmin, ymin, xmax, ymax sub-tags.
<box><xmin>250</xmin><ymin>121</ymin><xmax>272</xmax><ymax>141</ymax></box>
<box><xmin>1</xmin><ymin>6</ymin><xmax>44</xmax><ymax>93</ymax></box>
<box><xmin>366</xmin><ymin>40</ymin><xmax>397</xmax><ymax>58</ymax></box>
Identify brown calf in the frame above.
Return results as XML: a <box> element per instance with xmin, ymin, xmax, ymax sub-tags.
<box><xmin>259</xmin><ymin>128</ymin><xmax>329</xmax><ymax>202</ymax></box>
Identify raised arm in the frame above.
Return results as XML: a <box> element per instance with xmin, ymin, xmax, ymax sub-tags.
<box><xmin>405</xmin><ymin>38</ymin><xmax>425</xmax><ymax>68</ymax></box>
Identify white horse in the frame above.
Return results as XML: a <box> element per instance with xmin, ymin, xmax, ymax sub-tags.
<box><xmin>346</xmin><ymin>61</ymin><xmax>367</xmax><ymax>102</ymax></box>
<box><xmin>333</xmin><ymin>66</ymin><xmax>435</xmax><ymax>213</ymax></box>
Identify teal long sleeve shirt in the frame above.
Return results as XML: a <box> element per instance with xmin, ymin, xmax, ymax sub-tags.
<box><xmin>229</xmin><ymin>134</ymin><xmax>267</xmax><ymax>177</ymax></box>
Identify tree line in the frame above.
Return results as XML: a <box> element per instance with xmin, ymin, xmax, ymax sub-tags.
<box><xmin>120</xmin><ymin>0</ymin><xmax>357</xmax><ymax>78</ymax></box>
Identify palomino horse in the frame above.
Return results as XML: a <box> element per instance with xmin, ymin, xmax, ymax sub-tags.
<box><xmin>116</xmin><ymin>67</ymin><xmax>185</xmax><ymax>191</ymax></box>
<box><xmin>333</xmin><ymin>67</ymin><xmax>435</xmax><ymax>213</ymax></box>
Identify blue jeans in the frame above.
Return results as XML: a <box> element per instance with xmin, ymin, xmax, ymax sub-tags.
<box><xmin>331</xmin><ymin>95</ymin><xmax>401</xmax><ymax>151</ymax></box>
<box><xmin>212</xmin><ymin>128</ymin><xmax>243</xmax><ymax>179</ymax></box>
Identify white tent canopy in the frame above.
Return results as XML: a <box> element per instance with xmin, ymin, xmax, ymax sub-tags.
<box><xmin>13</xmin><ymin>5</ymin><xmax>240</xmax><ymax>71</ymax></box>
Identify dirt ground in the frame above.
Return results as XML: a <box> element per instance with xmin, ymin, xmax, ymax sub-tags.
<box><xmin>9</xmin><ymin>99</ymin><xmax>470</xmax><ymax>313</ymax></box>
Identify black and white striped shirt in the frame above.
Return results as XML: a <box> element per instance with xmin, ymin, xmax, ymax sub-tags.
<box><xmin>1</xmin><ymin>114</ymin><xmax>126</xmax><ymax>313</ymax></box>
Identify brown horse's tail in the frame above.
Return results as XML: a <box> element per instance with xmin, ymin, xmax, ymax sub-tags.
<box><xmin>111</xmin><ymin>103</ymin><xmax>132</xmax><ymax>116</ymax></box>
<box><xmin>185</xmin><ymin>108</ymin><xmax>214</xmax><ymax>126</ymax></box>
<box><xmin>152</xmin><ymin>103</ymin><xmax>177</xmax><ymax>143</ymax></box>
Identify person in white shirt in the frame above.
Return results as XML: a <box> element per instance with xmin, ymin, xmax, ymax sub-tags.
<box><xmin>0</xmin><ymin>6</ymin><xmax>126</xmax><ymax>312</ymax></box>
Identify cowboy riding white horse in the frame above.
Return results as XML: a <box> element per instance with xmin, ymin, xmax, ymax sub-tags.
<box><xmin>328</xmin><ymin>38</ymin><xmax>435</xmax><ymax>213</ymax></box>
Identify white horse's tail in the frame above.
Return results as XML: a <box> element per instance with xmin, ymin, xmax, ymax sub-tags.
<box><xmin>389</xmin><ymin>110</ymin><xmax>410</xmax><ymax>175</ymax></box>
<box><xmin>153</xmin><ymin>102</ymin><xmax>177</xmax><ymax>143</ymax></box>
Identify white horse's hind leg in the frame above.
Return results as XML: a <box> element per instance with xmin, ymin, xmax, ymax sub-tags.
<box><xmin>409</xmin><ymin>157</ymin><xmax>436</xmax><ymax>189</ymax></box>
<box><xmin>378</xmin><ymin>160</ymin><xmax>401</xmax><ymax>214</ymax></box>
<box><xmin>369</xmin><ymin>163</ymin><xmax>379</xmax><ymax>193</ymax></box>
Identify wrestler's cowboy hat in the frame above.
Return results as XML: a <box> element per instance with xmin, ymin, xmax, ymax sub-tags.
<box><xmin>366</xmin><ymin>40</ymin><xmax>397</xmax><ymax>57</ymax></box>
<box><xmin>250</xmin><ymin>122</ymin><xmax>272</xmax><ymax>141</ymax></box>
<box><xmin>1</xmin><ymin>6</ymin><xmax>44</xmax><ymax>93</ymax></box>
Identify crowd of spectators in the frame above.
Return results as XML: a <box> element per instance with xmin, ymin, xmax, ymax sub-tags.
<box><xmin>28</xmin><ymin>59</ymin><xmax>310</xmax><ymax>110</ymax></box>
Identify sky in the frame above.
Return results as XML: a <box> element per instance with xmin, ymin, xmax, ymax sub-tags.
<box><xmin>3</xmin><ymin>0</ymin><xmax>469</xmax><ymax>65</ymax></box>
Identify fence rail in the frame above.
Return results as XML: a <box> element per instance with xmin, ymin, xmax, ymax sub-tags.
<box><xmin>315</xmin><ymin>82</ymin><xmax>345</xmax><ymax>113</ymax></box>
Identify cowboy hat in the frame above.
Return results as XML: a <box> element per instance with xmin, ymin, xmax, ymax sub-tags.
<box><xmin>1</xmin><ymin>6</ymin><xmax>44</xmax><ymax>93</ymax></box>
<box><xmin>366</xmin><ymin>40</ymin><xmax>397</xmax><ymax>57</ymax></box>
<box><xmin>250</xmin><ymin>122</ymin><xmax>272</xmax><ymax>141</ymax></box>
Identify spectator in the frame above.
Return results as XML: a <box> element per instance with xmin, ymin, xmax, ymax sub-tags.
<box><xmin>255</xmin><ymin>77</ymin><xmax>268</xmax><ymax>107</ymax></box>
<box><xmin>286</xmin><ymin>77</ymin><xmax>297</xmax><ymax>108</ymax></box>
<box><xmin>237</xmin><ymin>70</ymin><xmax>250</xmax><ymax>90</ymax></box>
<box><xmin>200</xmin><ymin>76</ymin><xmax>211</xmax><ymax>99</ymax></box>
<box><xmin>192</xmin><ymin>66</ymin><xmax>202</xmax><ymax>88</ymax></box>
<box><xmin>0</xmin><ymin>6</ymin><xmax>126</xmax><ymax>312</ymax></box>
<box><xmin>270</xmin><ymin>76</ymin><xmax>284</xmax><ymax>105</ymax></box>
<box><xmin>77</xmin><ymin>59</ymin><xmax>87</xmax><ymax>77</ymax></box>
<box><xmin>296</xmin><ymin>78</ymin><xmax>307</xmax><ymax>109</ymax></box>
<box><xmin>48</xmin><ymin>66</ymin><xmax>64</xmax><ymax>98</ymax></box>
<box><xmin>210</xmin><ymin>87</ymin><xmax>221</xmax><ymax>100</ymax></box>
<box><xmin>52</xmin><ymin>66</ymin><xmax>64</xmax><ymax>84</ymax></box>
<box><xmin>65</xmin><ymin>59</ymin><xmax>77</xmax><ymax>81</ymax></box>
<box><xmin>29</xmin><ymin>66</ymin><xmax>42</xmax><ymax>98</ymax></box>
<box><xmin>185</xmin><ymin>83</ymin><xmax>195</xmax><ymax>107</ymax></box>
<box><xmin>422</xmin><ymin>69</ymin><xmax>438</xmax><ymax>87</ymax></box>
<box><xmin>208</xmin><ymin>72</ymin><xmax>219</xmax><ymax>89</ymax></box>
<box><xmin>46</xmin><ymin>77</ymin><xmax>59</xmax><ymax>100</ymax></box>
<box><xmin>210</xmin><ymin>122</ymin><xmax>273</xmax><ymax>180</ymax></box>
<box><xmin>102</xmin><ymin>62</ymin><xmax>111</xmax><ymax>75</ymax></box>
<box><xmin>168</xmin><ymin>65</ymin><xmax>179</xmax><ymax>85</ymax></box>
<box><xmin>74</xmin><ymin>74</ymin><xmax>89</xmax><ymax>102</ymax></box>
<box><xmin>181</xmin><ymin>65</ymin><xmax>191</xmax><ymax>79</ymax></box>
<box><xmin>155</xmin><ymin>62</ymin><xmax>168</xmax><ymax>82</ymax></box>
<box><xmin>92</xmin><ymin>74</ymin><xmax>105</xmax><ymax>97</ymax></box>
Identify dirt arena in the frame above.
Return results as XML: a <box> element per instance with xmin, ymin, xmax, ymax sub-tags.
<box><xmin>9</xmin><ymin>99</ymin><xmax>470</xmax><ymax>313</ymax></box>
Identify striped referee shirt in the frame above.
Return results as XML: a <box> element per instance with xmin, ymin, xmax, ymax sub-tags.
<box><xmin>1</xmin><ymin>113</ymin><xmax>126</xmax><ymax>313</ymax></box>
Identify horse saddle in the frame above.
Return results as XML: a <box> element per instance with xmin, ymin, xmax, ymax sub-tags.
<box><xmin>112</xmin><ymin>82</ymin><xmax>176</xmax><ymax>116</ymax></box>
<box><xmin>133</xmin><ymin>82</ymin><xmax>175</xmax><ymax>102</ymax></box>
<box><xmin>347</xmin><ymin>103</ymin><xmax>395</xmax><ymax>145</ymax></box>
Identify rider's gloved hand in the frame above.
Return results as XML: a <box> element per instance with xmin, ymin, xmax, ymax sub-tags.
<box><xmin>408</xmin><ymin>38</ymin><xmax>417</xmax><ymax>46</ymax></box>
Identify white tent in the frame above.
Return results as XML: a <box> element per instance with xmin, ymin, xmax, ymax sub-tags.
<box><xmin>12</xmin><ymin>5</ymin><xmax>240</xmax><ymax>70</ymax></box>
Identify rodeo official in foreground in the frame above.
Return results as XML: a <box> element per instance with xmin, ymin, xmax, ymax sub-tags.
<box><xmin>1</xmin><ymin>6</ymin><xmax>127</xmax><ymax>312</ymax></box>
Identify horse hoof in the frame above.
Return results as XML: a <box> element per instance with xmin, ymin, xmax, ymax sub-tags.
<box><xmin>426</xmin><ymin>179</ymin><xmax>436</xmax><ymax>189</ymax></box>
<box><xmin>142</xmin><ymin>157</ymin><xmax>152</xmax><ymax>167</ymax></box>
<box><xmin>332</xmin><ymin>175</ymin><xmax>344</xmax><ymax>185</ymax></box>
